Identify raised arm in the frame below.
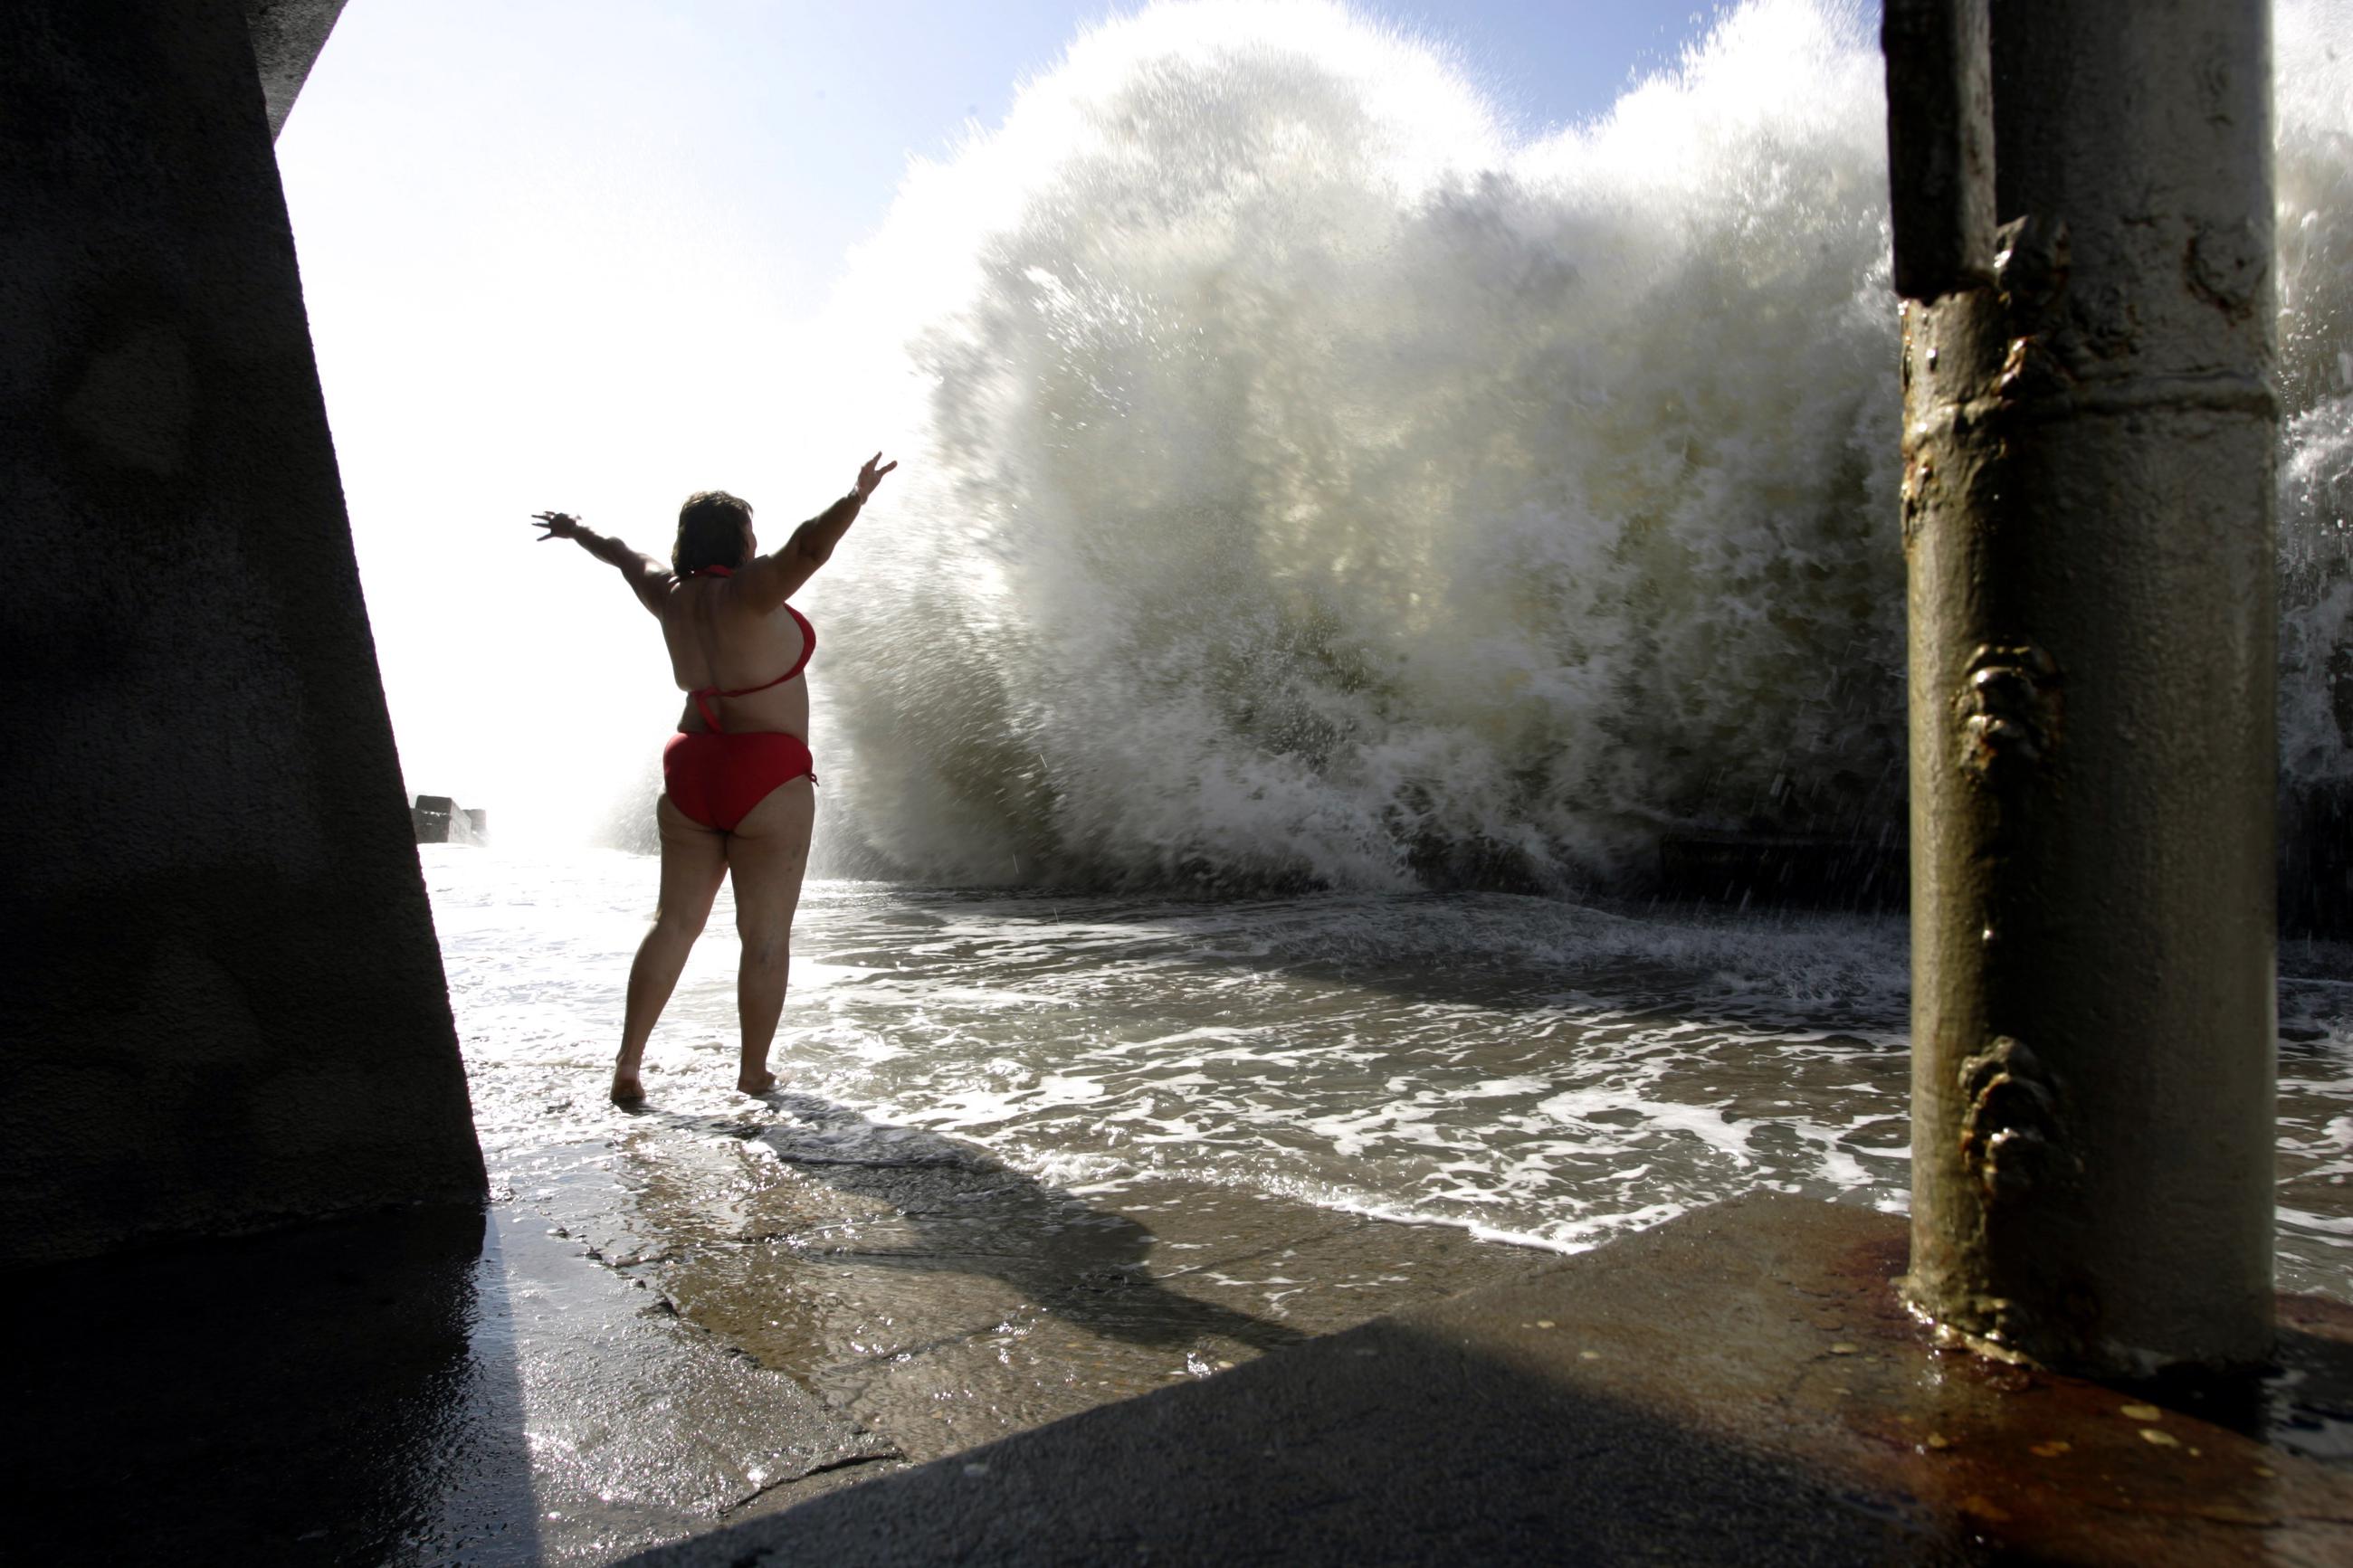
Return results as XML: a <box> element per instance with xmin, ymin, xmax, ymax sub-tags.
<box><xmin>736</xmin><ymin>452</ymin><xmax>897</xmax><ymax>613</ymax></box>
<box><xmin>532</xmin><ymin>511</ymin><xmax>672</xmax><ymax>616</ymax></box>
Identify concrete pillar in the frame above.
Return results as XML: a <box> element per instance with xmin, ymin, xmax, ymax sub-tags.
<box><xmin>1</xmin><ymin>0</ymin><xmax>485</xmax><ymax>1263</ymax></box>
<box><xmin>243</xmin><ymin>0</ymin><xmax>351</xmax><ymax>141</ymax></box>
<box><xmin>1887</xmin><ymin>0</ymin><xmax>2278</xmax><ymax>1372</ymax></box>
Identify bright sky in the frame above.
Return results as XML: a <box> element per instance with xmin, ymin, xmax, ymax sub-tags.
<box><xmin>272</xmin><ymin>0</ymin><xmax>1804</xmax><ymax>829</ymax></box>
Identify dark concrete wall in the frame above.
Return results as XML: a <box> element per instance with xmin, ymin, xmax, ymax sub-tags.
<box><xmin>0</xmin><ymin>0</ymin><xmax>485</xmax><ymax>1265</ymax></box>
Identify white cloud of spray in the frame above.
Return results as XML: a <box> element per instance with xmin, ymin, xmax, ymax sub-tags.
<box><xmin>2275</xmin><ymin>0</ymin><xmax>2353</xmax><ymax>794</ymax></box>
<box><xmin>797</xmin><ymin>0</ymin><xmax>2353</xmax><ymax>889</ymax></box>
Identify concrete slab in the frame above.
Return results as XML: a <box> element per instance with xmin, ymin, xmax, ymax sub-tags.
<box><xmin>486</xmin><ymin>1219</ymin><xmax>899</xmax><ymax>1541</ymax></box>
<box><xmin>627</xmin><ymin>1194</ymin><xmax>2353</xmax><ymax>1567</ymax></box>
<box><xmin>595</xmin><ymin>1099</ymin><xmax>1541</xmax><ymax>1481</ymax></box>
<box><xmin>8</xmin><ymin>1199</ymin><xmax>891</xmax><ymax>1565</ymax></box>
<box><xmin>7</xmin><ymin>1092</ymin><xmax>1557</xmax><ymax>1562</ymax></box>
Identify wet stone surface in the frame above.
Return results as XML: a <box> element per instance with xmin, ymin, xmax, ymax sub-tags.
<box><xmin>11</xmin><ymin>1107</ymin><xmax>1538</xmax><ymax>1565</ymax></box>
<box><xmin>589</xmin><ymin>1094</ymin><xmax>1540</xmax><ymax>1473</ymax></box>
<box><xmin>631</xmin><ymin>1195</ymin><xmax>2353</xmax><ymax>1568</ymax></box>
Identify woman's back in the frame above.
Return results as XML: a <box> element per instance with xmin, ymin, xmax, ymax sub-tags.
<box><xmin>659</xmin><ymin>573</ymin><xmax>810</xmax><ymax>737</ymax></box>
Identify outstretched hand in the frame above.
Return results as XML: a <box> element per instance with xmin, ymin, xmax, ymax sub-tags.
<box><xmin>854</xmin><ymin>452</ymin><xmax>898</xmax><ymax>501</ymax></box>
<box><xmin>531</xmin><ymin>510</ymin><xmax>581</xmax><ymax>542</ymax></box>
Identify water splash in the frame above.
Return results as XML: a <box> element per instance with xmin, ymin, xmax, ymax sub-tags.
<box><xmin>805</xmin><ymin>0</ymin><xmax>2353</xmax><ymax>889</ymax></box>
<box><xmin>2278</xmin><ymin>0</ymin><xmax>2353</xmax><ymax>794</ymax></box>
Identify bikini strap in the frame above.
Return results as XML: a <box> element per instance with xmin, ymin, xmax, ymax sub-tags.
<box><xmin>777</xmin><ymin>603</ymin><xmax>816</xmax><ymax>685</ymax></box>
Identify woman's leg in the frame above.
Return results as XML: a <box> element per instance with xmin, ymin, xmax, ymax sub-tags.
<box><xmin>612</xmin><ymin>794</ymin><xmax>729</xmax><ymax>1105</ymax></box>
<box><xmin>721</xmin><ymin>775</ymin><xmax>816</xmax><ymax>1094</ymax></box>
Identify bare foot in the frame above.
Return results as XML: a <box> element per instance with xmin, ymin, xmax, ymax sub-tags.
<box><xmin>738</xmin><ymin>1069</ymin><xmax>778</xmax><ymax>1096</ymax></box>
<box><xmin>610</xmin><ymin>1072</ymin><xmax>645</xmax><ymax>1107</ymax></box>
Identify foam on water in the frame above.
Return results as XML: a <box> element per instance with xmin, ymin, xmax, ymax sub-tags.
<box><xmin>428</xmin><ymin>848</ymin><xmax>2353</xmax><ymax>1297</ymax></box>
<box><xmin>796</xmin><ymin>0</ymin><xmax>2353</xmax><ymax>889</ymax></box>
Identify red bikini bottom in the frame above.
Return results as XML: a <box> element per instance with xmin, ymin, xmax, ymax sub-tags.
<box><xmin>662</xmin><ymin>731</ymin><xmax>814</xmax><ymax>832</ymax></box>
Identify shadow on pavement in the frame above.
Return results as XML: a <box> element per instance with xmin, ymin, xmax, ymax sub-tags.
<box><xmin>5</xmin><ymin>1204</ymin><xmax>540</xmax><ymax>1565</ymax></box>
<box><xmin>617</xmin><ymin>1301</ymin><xmax>1970</xmax><ymax>1567</ymax></box>
<box><xmin>747</xmin><ymin>1091</ymin><xmax>1312</xmax><ymax>1357</ymax></box>
<box><xmin>617</xmin><ymin>1193</ymin><xmax>2353</xmax><ymax>1568</ymax></box>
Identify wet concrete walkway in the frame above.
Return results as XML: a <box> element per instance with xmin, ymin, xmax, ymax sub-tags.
<box><xmin>10</xmin><ymin>1096</ymin><xmax>1540</xmax><ymax>1563</ymax></box>
<box><xmin>10</xmin><ymin>1200</ymin><xmax>889</xmax><ymax>1563</ymax></box>
<box><xmin>572</xmin><ymin>1092</ymin><xmax>1540</xmax><ymax>1471</ymax></box>
<box><xmin>17</xmin><ymin>1098</ymin><xmax>2347</xmax><ymax>1563</ymax></box>
<box><xmin>633</xmin><ymin>1193</ymin><xmax>2353</xmax><ymax>1566</ymax></box>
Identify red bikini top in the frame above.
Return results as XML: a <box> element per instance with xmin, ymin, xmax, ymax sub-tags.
<box><xmin>683</xmin><ymin>565</ymin><xmax>814</xmax><ymax>733</ymax></box>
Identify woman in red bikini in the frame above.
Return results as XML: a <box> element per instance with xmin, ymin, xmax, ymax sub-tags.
<box><xmin>532</xmin><ymin>452</ymin><xmax>896</xmax><ymax>1106</ymax></box>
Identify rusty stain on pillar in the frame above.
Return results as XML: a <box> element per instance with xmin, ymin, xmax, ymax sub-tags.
<box><xmin>1886</xmin><ymin>0</ymin><xmax>2279</xmax><ymax>1371</ymax></box>
<box><xmin>1</xmin><ymin>0</ymin><xmax>485</xmax><ymax>1263</ymax></box>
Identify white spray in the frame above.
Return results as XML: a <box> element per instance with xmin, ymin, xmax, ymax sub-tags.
<box><xmin>803</xmin><ymin>0</ymin><xmax>2353</xmax><ymax>889</ymax></box>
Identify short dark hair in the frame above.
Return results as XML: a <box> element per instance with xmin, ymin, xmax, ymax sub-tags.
<box><xmin>673</xmin><ymin>489</ymin><xmax>755</xmax><ymax>575</ymax></box>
